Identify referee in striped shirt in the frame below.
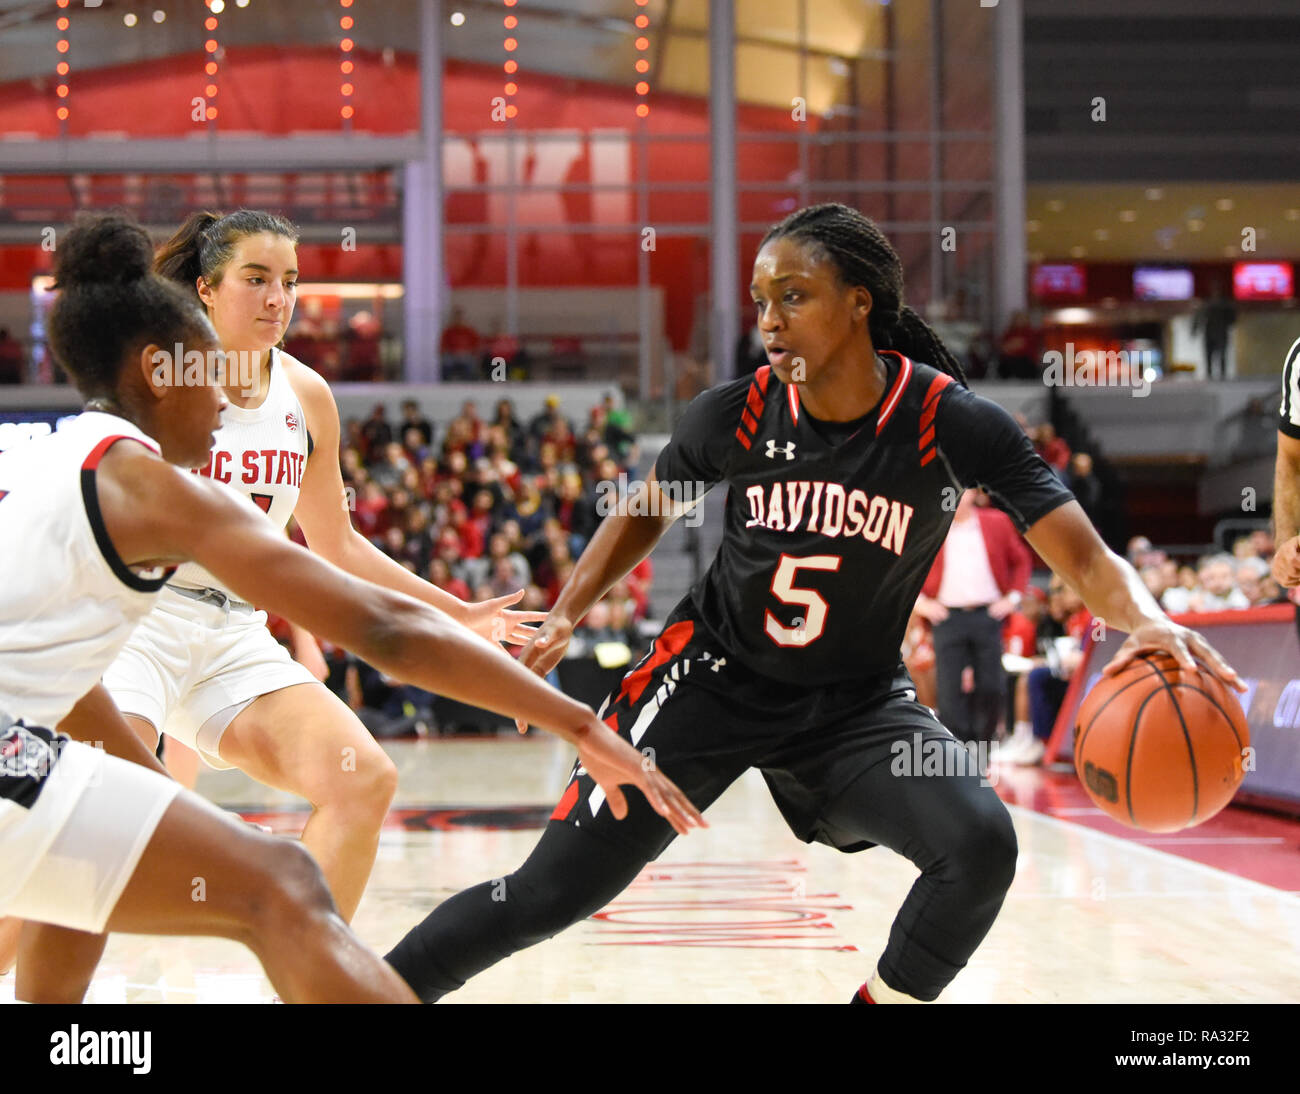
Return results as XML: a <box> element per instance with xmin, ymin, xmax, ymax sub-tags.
<box><xmin>1272</xmin><ymin>337</ymin><xmax>1300</xmax><ymax>594</ymax></box>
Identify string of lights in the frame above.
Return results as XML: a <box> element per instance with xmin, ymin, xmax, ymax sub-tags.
<box><xmin>340</xmin><ymin>0</ymin><xmax>355</xmax><ymax>125</ymax></box>
<box><xmin>204</xmin><ymin>0</ymin><xmax>222</xmax><ymax>124</ymax></box>
<box><xmin>634</xmin><ymin>0</ymin><xmax>649</xmax><ymax>118</ymax></box>
<box><xmin>503</xmin><ymin>0</ymin><xmax>518</xmax><ymax>120</ymax></box>
<box><xmin>54</xmin><ymin>0</ymin><xmax>70</xmax><ymax>128</ymax></box>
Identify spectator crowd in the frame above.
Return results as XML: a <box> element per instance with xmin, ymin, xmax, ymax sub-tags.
<box><xmin>304</xmin><ymin>393</ymin><xmax>651</xmax><ymax>735</ymax></box>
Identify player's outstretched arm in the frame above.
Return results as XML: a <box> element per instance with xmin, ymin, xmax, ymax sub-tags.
<box><xmin>287</xmin><ymin>360</ymin><xmax>543</xmax><ymax>646</ymax></box>
<box><xmin>1024</xmin><ymin>500</ymin><xmax>1243</xmax><ymax>690</ymax></box>
<box><xmin>509</xmin><ymin>465</ymin><xmax>695</xmax><ymax>733</ymax></box>
<box><xmin>95</xmin><ymin>442</ymin><xmax>705</xmax><ymax>834</ymax></box>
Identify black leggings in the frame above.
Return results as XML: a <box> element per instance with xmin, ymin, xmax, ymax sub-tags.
<box><xmin>385</xmin><ymin>742</ymin><xmax>1018</xmax><ymax>1002</ymax></box>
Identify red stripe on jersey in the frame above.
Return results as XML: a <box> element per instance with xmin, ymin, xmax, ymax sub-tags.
<box><xmin>918</xmin><ymin>373</ymin><xmax>953</xmax><ymax>432</ymax></box>
<box><xmin>745</xmin><ymin>383</ymin><xmax>765</xmax><ymax>421</ymax></box>
<box><xmin>920</xmin><ymin>448</ymin><xmax>937</xmax><ymax>467</ymax></box>
<box><xmin>741</xmin><ymin>407</ymin><xmax>759</xmax><ymax>433</ymax></box>
<box><xmin>81</xmin><ymin>434</ymin><xmax>156</xmax><ymax>471</ymax></box>
<box><xmin>614</xmin><ymin>618</ymin><xmax>695</xmax><ymax>707</ymax></box>
<box><xmin>735</xmin><ymin>427</ymin><xmax>752</xmax><ymax>449</ymax></box>
<box><xmin>787</xmin><ymin>383</ymin><xmax>800</xmax><ymax>426</ymax></box>
<box><xmin>755</xmin><ymin>364</ymin><xmax>771</xmax><ymax>395</ymax></box>
<box><xmin>918</xmin><ymin>425</ymin><xmax>935</xmax><ymax>450</ymax></box>
<box><xmin>875</xmin><ymin>353</ymin><xmax>914</xmax><ymax>436</ymax></box>
<box><xmin>550</xmin><ymin>779</ymin><xmax>580</xmax><ymax>821</ymax></box>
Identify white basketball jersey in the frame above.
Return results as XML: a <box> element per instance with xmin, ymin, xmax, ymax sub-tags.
<box><xmin>170</xmin><ymin>347</ymin><xmax>311</xmax><ymax>597</ymax></box>
<box><xmin>0</xmin><ymin>412</ymin><xmax>174</xmax><ymax>729</ymax></box>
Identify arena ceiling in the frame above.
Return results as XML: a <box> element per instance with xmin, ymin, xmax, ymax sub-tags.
<box><xmin>0</xmin><ymin>0</ymin><xmax>883</xmax><ymax>115</ymax></box>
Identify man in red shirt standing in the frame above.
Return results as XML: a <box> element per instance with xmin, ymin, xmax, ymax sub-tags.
<box><xmin>915</xmin><ymin>489</ymin><xmax>1032</xmax><ymax>744</ymax></box>
<box><xmin>440</xmin><ymin>308</ymin><xmax>482</xmax><ymax>381</ymax></box>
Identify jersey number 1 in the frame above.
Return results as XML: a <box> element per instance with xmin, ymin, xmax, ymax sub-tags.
<box><xmin>765</xmin><ymin>553</ymin><xmax>841</xmax><ymax>647</ymax></box>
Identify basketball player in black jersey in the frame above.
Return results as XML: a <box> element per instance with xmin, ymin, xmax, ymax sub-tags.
<box><xmin>386</xmin><ymin>204</ymin><xmax>1244</xmax><ymax>1004</ymax></box>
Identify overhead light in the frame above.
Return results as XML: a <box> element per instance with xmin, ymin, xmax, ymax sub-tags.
<box><xmin>1046</xmin><ymin>199</ymin><xmax>1065</xmax><ymax>213</ymax></box>
<box><xmin>153</xmin><ymin>10</ymin><xmax>166</xmax><ymax>23</ymax></box>
<box><xmin>237</xmin><ymin>0</ymin><xmax>250</xmax><ymax>7</ymax></box>
<box><xmin>1056</xmin><ymin>308</ymin><xmax>1094</xmax><ymax>324</ymax></box>
<box><xmin>1093</xmin><ymin>228</ymin><xmax>1110</xmax><ymax>241</ymax></box>
<box><xmin>1215</xmin><ymin>198</ymin><xmax>1233</xmax><ymax>212</ymax></box>
<box><xmin>1187</xmin><ymin>219</ymin><xmax>1204</xmax><ymax>232</ymax></box>
<box><xmin>1070</xmin><ymin>246</ymin><xmax>1087</xmax><ymax>258</ymax></box>
<box><xmin>210</xmin><ymin>0</ymin><xmax>225</xmax><ymax>12</ymax></box>
<box><xmin>1145</xmin><ymin>188</ymin><xmax>1164</xmax><ymax>200</ymax></box>
<box><xmin>1286</xmin><ymin>209</ymin><xmax>1300</xmax><ymax>221</ymax></box>
<box><xmin>1026</xmin><ymin>220</ymin><xmax>1040</xmax><ymax>232</ymax></box>
<box><xmin>450</xmin><ymin>10</ymin><xmax>465</xmax><ymax>25</ymax></box>
<box><xmin>123</xmin><ymin>12</ymin><xmax>137</xmax><ymax>25</ymax></box>
<box><xmin>828</xmin><ymin>58</ymin><xmax>850</xmax><ymax>77</ymax></box>
<box><xmin>1118</xmin><ymin>209</ymin><xmax>1137</xmax><ymax>222</ymax></box>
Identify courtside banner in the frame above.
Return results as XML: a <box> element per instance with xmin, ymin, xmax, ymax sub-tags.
<box><xmin>1046</xmin><ymin>604</ymin><xmax>1300</xmax><ymax>815</ymax></box>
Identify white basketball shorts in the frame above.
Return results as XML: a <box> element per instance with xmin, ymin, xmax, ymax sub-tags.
<box><xmin>103</xmin><ymin>585</ymin><xmax>317</xmax><ymax>770</ymax></box>
<box><xmin>1</xmin><ymin>726</ymin><xmax>181</xmax><ymax>934</ymax></box>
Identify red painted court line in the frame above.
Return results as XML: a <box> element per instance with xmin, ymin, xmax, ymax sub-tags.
<box><xmin>995</xmin><ymin>767</ymin><xmax>1300</xmax><ymax>893</ymax></box>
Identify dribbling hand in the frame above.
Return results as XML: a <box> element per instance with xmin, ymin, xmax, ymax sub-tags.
<box><xmin>1101</xmin><ymin>618</ymin><xmax>1246</xmax><ymax>692</ymax></box>
<box><xmin>574</xmin><ymin>718</ymin><xmax>707</xmax><ymax>837</ymax></box>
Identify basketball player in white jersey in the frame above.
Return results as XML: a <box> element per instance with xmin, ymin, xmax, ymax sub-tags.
<box><xmin>2</xmin><ymin>212</ymin><xmax>700</xmax><ymax>1003</ymax></box>
<box><xmin>97</xmin><ymin>210</ymin><xmax>544</xmax><ymax>927</ymax></box>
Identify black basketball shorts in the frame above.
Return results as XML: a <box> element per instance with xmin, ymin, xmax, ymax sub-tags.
<box><xmin>549</xmin><ymin>597</ymin><xmax>957</xmax><ymax>858</ymax></box>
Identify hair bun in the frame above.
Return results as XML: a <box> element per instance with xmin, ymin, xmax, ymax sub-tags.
<box><xmin>54</xmin><ymin>212</ymin><xmax>154</xmax><ymax>288</ymax></box>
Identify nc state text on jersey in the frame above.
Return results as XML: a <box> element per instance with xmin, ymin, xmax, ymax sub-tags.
<box><xmin>195</xmin><ymin>448</ymin><xmax>305</xmax><ymax>487</ymax></box>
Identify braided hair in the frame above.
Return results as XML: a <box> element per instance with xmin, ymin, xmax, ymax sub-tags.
<box><xmin>155</xmin><ymin>209</ymin><xmax>299</xmax><ymax>302</ymax></box>
<box><xmin>761</xmin><ymin>202</ymin><xmax>968</xmax><ymax>387</ymax></box>
<box><xmin>47</xmin><ymin>212</ymin><xmax>210</xmax><ymax>399</ymax></box>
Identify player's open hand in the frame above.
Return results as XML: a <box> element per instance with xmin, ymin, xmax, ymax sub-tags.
<box><xmin>1101</xmin><ymin>618</ymin><xmax>1245</xmax><ymax>692</ymax></box>
<box><xmin>513</xmin><ymin>613</ymin><xmax>575</xmax><ymax>733</ymax></box>
<box><xmin>1270</xmin><ymin>536</ymin><xmax>1300</xmax><ymax>587</ymax></box>
<box><xmin>461</xmin><ymin>588</ymin><xmax>548</xmax><ymax>647</ymax></box>
<box><xmin>574</xmin><ymin>718</ymin><xmax>707</xmax><ymax>837</ymax></box>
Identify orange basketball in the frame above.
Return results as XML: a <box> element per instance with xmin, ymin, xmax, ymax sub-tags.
<box><xmin>1073</xmin><ymin>651</ymin><xmax>1249</xmax><ymax>832</ymax></box>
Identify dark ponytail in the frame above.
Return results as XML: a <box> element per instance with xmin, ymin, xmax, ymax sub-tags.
<box><xmin>154</xmin><ymin>210</ymin><xmax>222</xmax><ymax>299</ymax></box>
<box><xmin>155</xmin><ymin>208</ymin><xmax>300</xmax><ymax>303</ymax></box>
<box><xmin>761</xmin><ymin>202</ymin><xmax>968</xmax><ymax>387</ymax></box>
<box><xmin>47</xmin><ymin>212</ymin><xmax>209</xmax><ymax>399</ymax></box>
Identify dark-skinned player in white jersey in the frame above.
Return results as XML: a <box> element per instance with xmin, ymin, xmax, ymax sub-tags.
<box><xmin>385</xmin><ymin>203</ymin><xmax>1244</xmax><ymax>1004</ymax></box>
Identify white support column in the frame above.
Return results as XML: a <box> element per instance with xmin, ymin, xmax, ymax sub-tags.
<box><xmin>993</xmin><ymin>0</ymin><xmax>1027</xmax><ymax>332</ymax></box>
<box><xmin>709</xmin><ymin>0</ymin><xmax>738</xmax><ymax>383</ymax></box>
<box><xmin>403</xmin><ymin>0</ymin><xmax>445</xmax><ymax>383</ymax></box>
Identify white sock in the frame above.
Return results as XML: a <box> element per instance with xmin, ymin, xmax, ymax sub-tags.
<box><xmin>866</xmin><ymin>966</ymin><xmax>923</xmax><ymax>1004</ymax></box>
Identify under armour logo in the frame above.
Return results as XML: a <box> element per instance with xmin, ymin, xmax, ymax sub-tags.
<box><xmin>765</xmin><ymin>440</ymin><xmax>797</xmax><ymax>460</ymax></box>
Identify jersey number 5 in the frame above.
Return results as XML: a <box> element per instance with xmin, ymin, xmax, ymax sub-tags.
<box><xmin>764</xmin><ymin>553</ymin><xmax>842</xmax><ymax>647</ymax></box>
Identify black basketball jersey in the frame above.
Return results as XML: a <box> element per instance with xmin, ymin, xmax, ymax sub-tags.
<box><xmin>654</xmin><ymin>352</ymin><xmax>1075</xmax><ymax>687</ymax></box>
